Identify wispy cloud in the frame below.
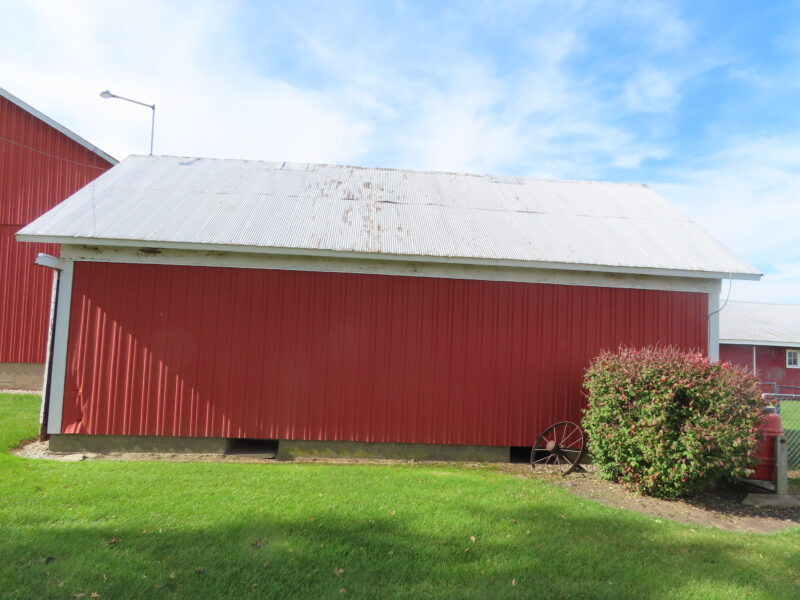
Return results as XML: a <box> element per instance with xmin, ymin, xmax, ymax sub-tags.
<box><xmin>0</xmin><ymin>1</ymin><xmax>374</xmax><ymax>162</ymax></box>
<box><xmin>654</xmin><ymin>135</ymin><xmax>800</xmax><ymax>302</ymax></box>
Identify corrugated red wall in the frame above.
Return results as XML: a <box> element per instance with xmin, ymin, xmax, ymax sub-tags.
<box><xmin>61</xmin><ymin>261</ymin><xmax>708</xmax><ymax>446</ymax></box>
<box><xmin>0</xmin><ymin>95</ymin><xmax>113</xmax><ymax>363</ymax></box>
<box><xmin>720</xmin><ymin>344</ymin><xmax>800</xmax><ymax>390</ymax></box>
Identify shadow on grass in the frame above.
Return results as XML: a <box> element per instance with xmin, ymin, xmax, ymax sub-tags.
<box><xmin>4</xmin><ymin>497</ymin><xmax>799</xmax><ymax>600</ymax></box>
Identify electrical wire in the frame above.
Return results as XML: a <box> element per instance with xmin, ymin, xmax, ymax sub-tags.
<box><xmin>0</xmin><ymin>134</ymin><xmax>109</xmax><ymax>171</ymax></box>
<box><xmin>708</xmin><ymin>272</ymin><xmax>733</xmax><ymax>318</ymax></box>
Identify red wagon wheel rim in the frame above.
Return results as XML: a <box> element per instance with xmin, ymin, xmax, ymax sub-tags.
<box><xmin>530</xmin><ymin>421</ymin><xmax>586</xmax><ymax>476</ymax></box>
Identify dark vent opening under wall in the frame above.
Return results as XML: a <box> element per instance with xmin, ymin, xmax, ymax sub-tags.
<box><xmin>227</xmin><ymin>438</ymin><xmax>279</xmax><ymax>458</ymax></box>
<box><xmin>509</xmin><ymin>446</ymin><xmax>532</xmax><ymax>464</ymax></box>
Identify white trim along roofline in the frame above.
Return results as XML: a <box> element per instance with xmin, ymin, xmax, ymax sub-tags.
<box><xmin>59</xmin><ymin>244</ymin><xmax>724</xmax><ymax>294</ymax></box>
<box><xmin>720</xmin><ymin>340</ymin><xmax>800</xmax><ymax>349</ymax></box>
<box><xmin>0</xmin><ymin>86</ymin><xmax>117</xmax><ymax>165</ymax></box>
<box><xmin>18</xmin><ymin>234</ymin><xmax>761</xmax><ymax>282</ymax></box>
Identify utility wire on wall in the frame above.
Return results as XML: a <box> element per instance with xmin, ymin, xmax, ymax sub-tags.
<box><xmin>0</xmin><ymin>135</ymin><xmax>108</xmax><ymax>171</ymax></box>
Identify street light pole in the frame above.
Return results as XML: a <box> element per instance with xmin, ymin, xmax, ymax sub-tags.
<box><xmin>99</xmin><ymin>90</ymin><xmax>156</xmax><ymax>155</ymax></box>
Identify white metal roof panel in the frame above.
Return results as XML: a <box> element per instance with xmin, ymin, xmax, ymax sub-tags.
<box><xmin>17</xmin><ymin>155</ymin><xmax>760</xmax><ymax>279</ymax></box>
<box><xmin>720</xmin><ymin>301</ymin><xmax>800</xmax><ymax>347</ymax></box>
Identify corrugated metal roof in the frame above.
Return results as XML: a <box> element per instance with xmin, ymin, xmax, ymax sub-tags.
<box><xmin>720</xmin><ymin>301</ymin><xmax>800</xmax><ymax>347</ymax></box>
<box><xmin>0</xmin><ymin>86</ymin><xmax>117</xmax><ymax>165</ymax></box>
<box><xmin>17</xmin><ymin>155</ymin><xmax>760</xmax><ymax>279</ymax></box>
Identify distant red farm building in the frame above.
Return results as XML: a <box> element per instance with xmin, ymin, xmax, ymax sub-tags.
<box><xmin>0</xmin><ymin>87</ymin><xmax>115</xmax><ymax>390</ymax></box>
<box><xmin>18</xmin><ymin>156</ymin><xmax>760</xmax><ymax>458</ymax></box>
<box><xmin>720</xmin><ymin>301</ymin><xmax>800</xmax><ymax>395</ymax></box>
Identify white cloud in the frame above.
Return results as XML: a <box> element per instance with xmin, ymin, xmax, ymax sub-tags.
<box><xmin>654</xmin><ymin>136</ymin><xmax>800</xmax><ymax>304</ymax></box>
<box><xmin>624</xmin><ymin>67</ymin><xmax>680</xmax><ymax>113</ymax></box>
<box><xmin>0</xmin><ymin>0</ymin><xmax>693</xmax><ymax>175</ymax></box>
<box><xmin>0</xmin><ymin>1</ymin><xmax>373</xmax><ymax>163</ymax></box>
<box><xmin>727</xmin><ymin>263</ymin><xmax>800</xmax><ymax>304</ymax></box>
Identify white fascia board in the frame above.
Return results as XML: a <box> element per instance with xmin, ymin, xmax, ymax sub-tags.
<box><xmin>720</xmin><ymin>340</ymin><xmax>800</xmax><ymax>349</ymax></box>
<box><xmin>16</xmin><ymin>233</ymin><xmax>762</xmax><ymax>281</ymax></box>
<box><xmin>0</xmin><ymin>87</ymin><xmax>117</xmax><ymax>165</ymax></box>
<box><xmin>35</xmin><ymin>253</ymin><xmax>67</xmax><ymax>270</ymax></box>
<box><xmin>61</xmin><ymin>244</ymin><xmax>723</xmax><ymax>294</ymax></box>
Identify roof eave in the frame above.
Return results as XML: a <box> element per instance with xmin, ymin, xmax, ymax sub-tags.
<box><xmin>0</xmin><ymin>87</ymin><xmax>118</xmax><ymax>165</ymax></box>
<box><xmin>15</xmin><ymin>233</ymin><xmax>763</xmax><ymax>281</ymax></box>
<box><xmin>720</xmin><ymin>339</ymin><xmax>800</xmax><ymax>349</ymax></box>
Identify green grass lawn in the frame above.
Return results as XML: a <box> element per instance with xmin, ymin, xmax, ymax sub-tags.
<box><xmin>1</xmin><ymin>393</ymin><xmax>799</xmax><ymax>600</ymax></box>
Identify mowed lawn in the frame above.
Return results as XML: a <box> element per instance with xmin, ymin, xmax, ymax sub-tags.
<box><xmin>1</xmin><ymin>394</ymin><xmax>799</xmax><ymax>600</ymax></box>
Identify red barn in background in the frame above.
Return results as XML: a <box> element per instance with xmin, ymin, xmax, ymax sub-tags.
<box><xmin>0</xmin><ymin>87</ymin><xmax>115</xmax><ymax>390</ymax></box>
<box><xmin>18</xmin><ymin>156</ymin><xmax>761</xmax><ymax>458</ymax></box>
<box><xmin>720</xmin><ymin>301</ymin><xmax>800</xmax><ymax>394</ymax></box>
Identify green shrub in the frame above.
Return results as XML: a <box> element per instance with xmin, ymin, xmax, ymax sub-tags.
<box><xmin>582</xmin><ymin>346</ymin><xmax>763</xmax><ymax>499</ymax></box>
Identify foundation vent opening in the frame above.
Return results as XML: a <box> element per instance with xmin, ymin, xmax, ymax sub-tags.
<box><xmin>227</xmin><ymin>438</ymin><xmax>279</xmax><ymax>458</ymax></box>
<box><xmin>509</xmin><ymin>446</ymin><xmax>533</xmax><ymax>464</ymax></box>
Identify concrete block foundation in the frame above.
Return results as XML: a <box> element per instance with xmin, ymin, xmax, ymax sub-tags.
<box><xmin>0</xmin><ymin>363</ymin><xmax>44</xmax><ymax>391</ymax></box>
<box><xmin>48</xmin><ymin>435</ymin><xmax>511</xmax><ymax>462</ymax></box>
<box><xmin>276</xmin><ymin>439</ymin><xmax>510</xmax><ymax>462</ymax></box>
<box><xmin>49</xmin><ymin>434</ymin><xmax>230</xmax><ymax>454</ymax></box>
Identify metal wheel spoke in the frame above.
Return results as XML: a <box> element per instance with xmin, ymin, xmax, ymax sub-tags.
<box><xmin>560</xmin><ymin>428</ymin><xmax>582</xmax><ymax>448</ymax></box>
<box><xmin>555</xmin><ymin>425</ymin><xmax>569</xmax><ymax>445</ymax></box>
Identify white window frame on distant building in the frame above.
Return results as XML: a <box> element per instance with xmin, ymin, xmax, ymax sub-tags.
<box><xmin>788</xmin><ymin>349</ymin><xmax>800</xmax><ymax>369</ymax></box>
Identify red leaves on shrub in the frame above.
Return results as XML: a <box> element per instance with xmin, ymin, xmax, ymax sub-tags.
<box><xmin>582</xmin><ymin>346</ymin><xmax>763</xmax><ymax>499</ymax></box>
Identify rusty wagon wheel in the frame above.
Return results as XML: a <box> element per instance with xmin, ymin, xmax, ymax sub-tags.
<box><xmin>530</xmin><ymin>421</ymin><xmax>586</xmax><ymax>476</ymax></box>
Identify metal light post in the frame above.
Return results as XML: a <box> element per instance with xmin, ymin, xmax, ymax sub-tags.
<box><xmin>99</xmin><ymin>90</ymin><xmax>156</xmax><ymax>155</ymax></box>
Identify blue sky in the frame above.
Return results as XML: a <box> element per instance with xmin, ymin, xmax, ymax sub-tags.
<box><xmin>2</xmin><ymin>0</ymin><xmax>799</xmax><ymax>303</ymax></box>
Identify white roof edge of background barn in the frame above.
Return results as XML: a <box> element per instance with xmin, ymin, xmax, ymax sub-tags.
<box><xmin>0</xmin><ymin>86</ymin><xmax>117</xmax><ymax>165</ymax></box>
<box><xmin>720</xmin><ymin>301</ymin><xmax>800</xmax><ymax>347</ymax></box>
<box><xmin>17</xmin><ymin>154</ymin><xmax>761</xmax><ymax>281</ymax></box>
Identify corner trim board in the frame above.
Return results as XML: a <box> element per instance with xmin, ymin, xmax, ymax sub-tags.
<box><xmin>46</xmin><ymin>260</ymin><xmax>73</xmax><ymax>435</ymax></box>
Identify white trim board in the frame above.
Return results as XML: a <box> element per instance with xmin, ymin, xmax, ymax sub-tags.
<box><xmin>61</xmin><ymin>244</ymin><xmax>723</xmax><ymax>294</ymax></box>
<box><xmin>46</xmin><ymin>260</ymin><xmax>73</xmax><ymax>435</ymax></box>
<box><xmin>18</xmin><ymin>234</ymin><xmax>761</xmax><ymax>282</ymax></box>
<box><xmin>720</xmin><ymin>340</ymin><xmax>800</xmax><ymax>349</ymax></box>
<box><xmin>707</xmin><ymin>292</ymin><xmax>720</xmax><ymax>361</ymax></box>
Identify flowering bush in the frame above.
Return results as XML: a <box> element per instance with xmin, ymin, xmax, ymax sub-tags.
<box><xmin>582</xmin><ymin>346</ymin><xmax>763</xmax><ymax>499</ymax></box>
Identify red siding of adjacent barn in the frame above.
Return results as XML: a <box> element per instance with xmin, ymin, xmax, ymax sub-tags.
<box><xmin>0</xmin><ymin>95</ymin><xmax>113</xmax><ymax>363</ymax></box>
<box><xmin>720</xmin><ymin>344</ymin><xmax>800</xmax><ymax>390</ymax></box>
<box><xmin>61</xmin><ymin>261</ymin><xmax>708</xmax><ymax>446</ymax></box>
<box><xmin>0</xmin><ymin>225</ymin><xmax>56</xmax><ymax>362</ymax></box>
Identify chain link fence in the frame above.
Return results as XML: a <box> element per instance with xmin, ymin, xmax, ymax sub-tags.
<box><xmin>777</xmin><ymin>398</ymin><xmax>800</xmax><ymax>469</ymax></box>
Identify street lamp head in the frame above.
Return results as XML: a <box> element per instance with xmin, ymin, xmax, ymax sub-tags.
<box><xmin>98</xmin><ymin>88</ymin><xmax>156</xmax><ymax>155</ymax></box>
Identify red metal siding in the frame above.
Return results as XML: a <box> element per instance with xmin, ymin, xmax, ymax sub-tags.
<box><xmin>720</xmin><ymin>344</ymin><xmax>800</xmax><ymax>389</ymax></box>
<box><xmin>0</xmin><ymin>95</ymin><xmax>113</xmax><ymax>363</ymax></box>
<box><xmin>62</xmin><ymin>262</ymin><xmax>708</xmax><ymax>446</ymax></box>
<box><xmin>0</xmin><ymin>225</ymin><xmax>57</xmax><ymax>362</ymax></box>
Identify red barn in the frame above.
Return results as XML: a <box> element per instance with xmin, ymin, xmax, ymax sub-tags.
<box><xmin>720</xmin><ymin>301</ymin><xmax>800</xmax><ymax>394</ymax></box>
<box><xmin>18</xmin><ymin>156</ymin><xmax>760</xmax><ymax>459</ymax></box>
<box><xmin>0</xmin><ymin>87</ymin><xmax>115</xmax><ymax>390</ymax></box>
